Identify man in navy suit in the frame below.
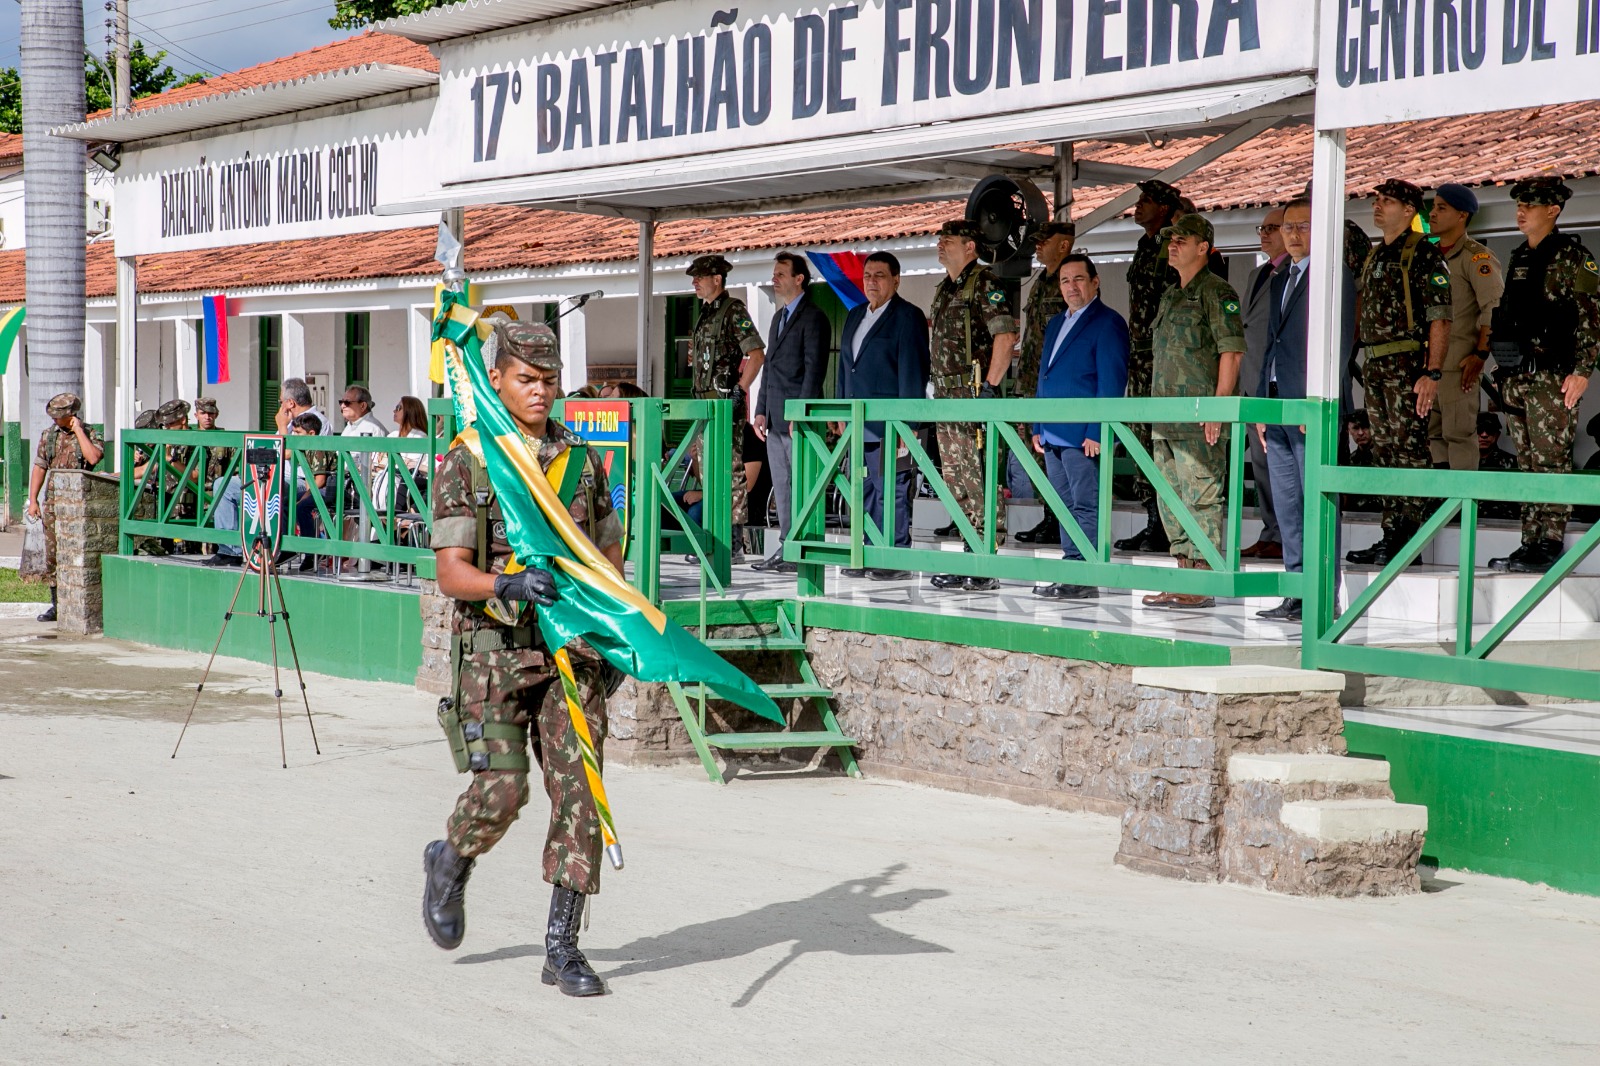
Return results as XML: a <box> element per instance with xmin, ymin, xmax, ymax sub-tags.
<box><xmin>754</xmin><ymin>251</ymin><xmax>832</xmax><ymax>573</ymax></box>
<box><xmin>1255</xmin><ymin>197</ymin><xmax>1356</xmax><ymax>622</ymax></box>
<box><xmin>836</xmin><ymin>251</ymin><xmax>930</xmax><ymax>580</ymax></box>
<box><xmin>1031</xmin><ymin>254</ymin><xmax>1130</xmax><ymax>600</ymax></box>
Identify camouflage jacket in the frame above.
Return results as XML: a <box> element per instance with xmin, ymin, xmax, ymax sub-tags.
<box><xmin>34</xmin><ymin>423</ymin><xmax>102</xmax><ymax>474</ymax></box>
<box><xmin>691</xmin><ymin>292</ymin><xmax>764</xmax><ymax>414</ymax></box>
<box><xmin>1356</xmin><ymin>232</ymin><xmax>1452</xmax><ymax>347</ymax></box>
<box><xmin>199</xmin><ymin>430</ymin><xmax>236</xmax><ymax>485</ymax></box>
<box><xmin>1151</xmin><ymin>270</ymin><xmax>1247</xmax><ymax>440</ymax></box>
<box><xmin>928</xmin><ymin>260</ymin><xmax>1017</xmax><ymax>391</ymax></box>
<box><xmin>1016</xmin><ymin>265</ymin><xmax>1066</xmax><ymax>397</ymax></box>
<box><xmin>431</xmin><ymin>424</ymin><xmax>622</xmax><ymax>637</ymax></box>
<box><xmin>1493</xmin><ymin>229</ymin><xmax>1600</xmax><ymax>378</ymax></box>
<box><xmin>1127</xmin><ymin>232</ymin><xmax>1179</xmax><ymax>352</ymax></box>
<box><xmin>1479</xmin><ymin>445</ymin><xmax>1518</xmax><ymax>472</ymax></box>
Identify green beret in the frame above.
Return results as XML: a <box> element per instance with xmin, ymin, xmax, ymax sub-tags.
<box><xmin>1508</xmin><ymin>177</ymin><xmax>1572</xmax><ymax>206</ymax></box>
<box><xmin>496</xmin><ymin>320</ymin><xmax>562</xmax><ymax>371</ymax></box>
<box><xmin>685</xmin><ymin>254</ymin><xmax>733</xmax><ymax>278</ymax></box>
<box><xmin>1136</xmin><ymin>180</ymin><xmax>1183</xmax><ymax>209</ymax></box>
<box><xmin>1374</xmin><ymin>178</ymin><xmax>1425</xmax><ymax>214</ymax></box>
<box><xmin>937</xmin><ymin>219</ymin><xmax>981</xmax><ymax>240</ymax></box>
<box><xmin>45</xmin><ymin>393</ymin><xmax>81</xmax><ymax>418</ymax></box>
<box><xmin>1160</xmin><ymin>212</ymin><xmax>1215</xmax><ymax>246</ymax></box>
<box><xmin>1037</xmin><ymin>221</ymin><xmax>1076</xmax><ymax>239</ymax></box>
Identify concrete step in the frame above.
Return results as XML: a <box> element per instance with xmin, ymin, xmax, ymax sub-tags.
<box><xmin>1227</xmin><ymin>752</ymin><xmax>1391</xmax><ymax>787</ymax></box>
<box><xmin>1278</xmin><ymin>798</ymin><xmax>1430</xmax><ymax>843</ymax></box>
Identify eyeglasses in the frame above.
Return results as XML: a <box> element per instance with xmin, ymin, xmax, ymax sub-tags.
<box><xmin>339</xmin><ymin>399</ymin><xmax>358</xmax><ymax>406</ymax></box>
<box><xmin>1281</xmin><ymin>222</ymin><xmax>1313</xmax><ymax>234</ymax></box>
<box><xmin>1256</xmin><ymin>224</ymin><xmax>1280</xmax><ymax>234</ymax></box>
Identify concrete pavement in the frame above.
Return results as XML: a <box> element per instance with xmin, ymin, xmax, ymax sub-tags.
<box><xmin>2</xmin><ymin>619</ymin><xmax>1598</xmax><ymax>1065</ymax></box>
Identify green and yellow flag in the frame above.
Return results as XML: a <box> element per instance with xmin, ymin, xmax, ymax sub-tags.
<box><xmin>0</xmin><ymin>306</ymin><xmax>23</xmax><ymax>375</ymax></box>
<box><xmin>432</xmin><ymin>288</ymin><xmax>781</xmax><ymax>723</ymax></box>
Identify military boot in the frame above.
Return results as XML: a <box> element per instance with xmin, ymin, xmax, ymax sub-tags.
<box><xmin>421</xmin><ymin>839</ymin><xmax>474</xmax><ymax>950</ymax></box>
<box><xmin>1115</xmin><ymin>501</ymin><xmax>1168</xmax><ymax>553</ymax></box>
<box><xmin>542</xmin><ymin>886</ymin><xmax>605</xmax><ymax>997</ymax></box>
<box><xmin>36</xmin><ymin>588</ymin><xmax>57</xmax><ymax>623</ymax></box>
<box><xmin>1507</xmin><ymin>539</ymin><xmax>1563</xmax><ymax>573</ymax></box>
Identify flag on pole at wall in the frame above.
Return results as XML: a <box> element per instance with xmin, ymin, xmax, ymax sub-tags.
<box><xmin>0</xmin><ymin>306</ymin><xmax>23</xmax><ymax>375</ymax></box>
<box><xmin>202</xmin><ymin>294</ymin><xmax>230</xmax><ymax>384</ymax></box>
<box><xmin>804</xmin><ymin>251</ymin><xmax>867</xmax><ymax>310</ymax></box>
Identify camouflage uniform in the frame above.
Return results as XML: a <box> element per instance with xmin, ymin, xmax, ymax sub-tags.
<box><xmin>1148</xmin><ymin>219</ymin><xmax>1247</xmax><ymax>563</ymax></box>
<box><xmin>31</xmin><ymin>395</ymin><xmax>103</xmax><ymax>587</ymax></box>
<box><xmin>1014</xmin><ymin>227</ymin><xmax>1072</xmax><ymax>400</ymax></box>
<box><xmin>430</xmin><ymin>425</ymin><xmax>623</xmax><ymax>894</ymax></box>
<box><xmin>688</xmin><ymin>258</ymin><xmax>764</xmax><ymax>526</ymax></box>
<box><xmin>1355</xmin><ymin>190</ymin><xmax>1453</xmax><ymax>533</ymax></box>
<box><xmin>1125</xmin><ymin>231</ymin><xmax>1180</xmax><ymax>504</ymax></box>
<box><xmin>195</xmin><ymin>397</ymin><xmax>236</xmax><ymax>486</ymax></box>
<box><xmin>1490</xmin><ymin>184</ymin><xmax>1600</xmax><ymax>549</ymax></box>
<box><xmin>929</xmin><ymin>255</ymin><xmax>1017</xmax><ymax>540</ymax></box>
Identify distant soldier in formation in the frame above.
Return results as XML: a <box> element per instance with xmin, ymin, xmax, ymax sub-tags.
<box><xmin>1013</xmin><ymin>220</ymin><xmax>1076</xmax><ymax>545</ymax></box>
<box><xmin>926</xmin><ymin>219</ymin><xmax>1018</xmax><ymax>592</ymax></box>
<box><xmin>686</xmin><ymin>254</ymin><xmax>765</xmax><ymax>560</ymax></box>
<box><xmin>1486</xmin><ymin>177</ymin><xmax>1600</xmax><ymax>573</ymax></box>
<box><xmin>25</xmin><ymin>393</ymin><xmax>104</xmax><ymax>622</ymax></box>
<box><xmin>1138</xmin><ymin>213</ymin><xmax>1245</xmax><ymax>611</ymax></box>
<box><xmin>1427</xmin><ymin>183</ymin><xmax>1504</xmax><ymax>471</ymax></box>
<box><xmin>1115</xmin><ymin>179</ymin><xmax>1184</xmax><ymax>553</ymax></box>
<box><xmin>1345</xmin><ymin>179</ymin><xmax>1453</xmax><ymax>567</ymax></box>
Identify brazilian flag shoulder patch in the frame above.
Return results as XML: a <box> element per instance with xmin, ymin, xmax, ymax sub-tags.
<box><xmin>1584</xmin><ymin>258</ymin><xmax>1598</xmax><ymax>275</ymax></box>
<box><xmin>1429</xmin><ymin>272</ymin><xmax>1450</xmax><ymax>288</ymax></box>
<box><xmin>1222</xmin><ymin>298</ymin><xmax>1241</xmax><ymax>315</ymax></box>
<box><xmin>986</xmin><ymin>290</ymin><xmax>1005</xmax><ymax>305</ymax></box>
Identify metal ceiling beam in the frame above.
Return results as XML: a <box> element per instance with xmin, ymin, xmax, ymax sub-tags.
<box><xmin>1074</xmin><ymin>161</ymin><xmax>1161</xmax><ymax>185</ymax></box>
<box><xmin>534</xmin><ymin>178</ymin><xmax>976</xmax><ymax>222</ymax></box>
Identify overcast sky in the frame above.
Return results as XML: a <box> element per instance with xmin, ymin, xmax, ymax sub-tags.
<box><xmin>0</xmin><ymin>1</ymin><xmax>350</xmax><ymax>81</ymax></box>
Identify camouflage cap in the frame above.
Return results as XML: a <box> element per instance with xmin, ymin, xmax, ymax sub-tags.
<box><xmin>45</xmin><ymin>392</ymin><xmax>80</xmax><ymax>418</ymax></box>
<box><xmin>937</xmin><ymin>219</ymin><xmax>981</xmax><ymax>241</ymax></box>
<box><xmin>1159</xmin><ymin>212</ymin><xmax>1215</xmax><ymax>246</ymax></box>
<box><xmin>496</xmin><ymin>320</ymin><xmax>562</xmax><ymax>371</ymax></box>
<box><xmin>1136</xmin><ymin>179</ymin><xmax>1183</xmax><ymax>210</ymax></box>
<box><xmin>1347</xmin><ymin>409</ymin><xmax>1370</xmax><ymax>428</ymax></box>
<box><xmin>133</xmin><ymin>409</ymin><xmax>159</xmax><ymax>430</ymax></box>
<box><xmin>1476</xmin><ymin>412</ymin><xmax>1503</xmax><ymax>435</ymax></box>
<box><xmin>156</xmin><ymin>399</ymin><xmax>191</xmax><ymax>425</ymax></box>
<box><xmin>685</xmin><ymin>254</ymin><xmax>733</xmax><ymax>278</ymax></box>
<box><xmin>1374</xmin><ymin>178</ymin><xmax>1425</xmax><ymax>214</ymax></box>
<box><xmin>1036</xmin><ymin>220</ymin><xmax>1076</xmax><ymax>239</ymax></box>
<box><xmin>1508</xmin><ymin>176</ymin><xmax>1572</xmax><ymax>206</ymax></box>
<box><xmin>194</xmin><ymin>396</ymin><xmax>220</xmax><ymax>415</ymax></box>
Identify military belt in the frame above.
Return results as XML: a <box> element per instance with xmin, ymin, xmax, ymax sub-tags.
<box><xmin>932</xmin><ymin>373</ymin><xmax>974</xmax><ymax>392</ymax></box>
<box><xmin>455</xmin><ymin>626</ymin><xmax>538</xmax><ymax>655</ymax></box>
<box><xmin>1361</xmin><ymin>340</ymin><xmax>1422</xmax><ymax>358</ymax></box>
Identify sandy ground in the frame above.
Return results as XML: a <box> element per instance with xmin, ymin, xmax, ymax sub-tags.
<box><xmin>3</xmin><ymin>620</ymin><xmax>1599</xmax><ymax>1066</ymax></box>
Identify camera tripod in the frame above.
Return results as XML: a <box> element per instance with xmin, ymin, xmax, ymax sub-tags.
<box><xmin>172</xmin><ymin>537</ymin><xmax>319</xmax><ymax>768</ymax></box>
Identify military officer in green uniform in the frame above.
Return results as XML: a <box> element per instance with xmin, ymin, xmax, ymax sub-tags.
<box><xmin>927</xmin><ymin>219</ymin><xmax>1018</xmax><ymax>592</ymax></box>
<box><xmin>1345</xmin><ymin>178</ymin><xmax>1453</xmax><ymax>567</ymax></box>
<box><xmin>1138</xmin><ymin>214</ymin><xmax>1246</xmax><ymax>611</ymax></box>
<box><xmin>1013</xmin><ymin>220</ymin><xmax>1075</xmax><ymax>545</ymax></box>
<box><xmin>1486</xmin><ymin>177</ymin><xmax>1600</xmax><ymax>574</ymax></box>
<box><xmin>421</xmin><ymin>321</ymin><xmax>624</xmax><ymax>999</ymax></box>
<box><xmin>686</xmin><ymin>254</ymin><xmax>765</xmax><ymax>559</ymax></box>
<box><xmin>25</xmin><ymin>393</ymin><xmax>104</xmax><ymax>621</ymax></box>
<box><xmin>1116</xmin><ymin>179</ymin><xmax>1185</xmax><ymax>553</ymax></box>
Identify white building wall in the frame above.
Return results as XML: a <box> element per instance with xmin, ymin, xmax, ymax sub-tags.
<box><xmin>366</xmin><ymin>308</ymin><xmax>412</xmax><ymax>420</ymax></box>
<box><xmin>206</xmin><ymin>315</ymin><xmax>255</xmax><ymax>431</ymax></box>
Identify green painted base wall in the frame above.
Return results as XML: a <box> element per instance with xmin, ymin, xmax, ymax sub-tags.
<box><xmin>1345</xmin><ymin>722</ymin><xmax>1600</xmax><ymax>897</ymax></box>
<box><xmin>103</xmin><ymin>555</ymin><xmax>422</xmax><ymax>685</ymax></box>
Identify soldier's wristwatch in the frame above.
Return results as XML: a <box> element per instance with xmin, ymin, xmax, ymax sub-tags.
<box><xmin>1424</xmin><ymin>369</ymin><xmax>1443</xmax><ymax>381</ymax></box>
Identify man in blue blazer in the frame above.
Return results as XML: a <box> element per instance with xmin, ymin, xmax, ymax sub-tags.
<box><xmin>1254</xmin><ymin>196</ymin><xmax>1357</xmax><ymax>622</ymax></box>
<box><xmin>1031</xmin><ymin>254</ymin><xmax>1130</xmax><ymax>600</ymax></box>
<box><xmin>836</xmin><ymin>251</ymin><xmax>930</xmax><ymax>580</ymax></box>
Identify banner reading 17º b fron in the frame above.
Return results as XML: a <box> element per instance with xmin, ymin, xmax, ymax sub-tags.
<box><xmin>432</xmin><ymin>0</ymin><xmax>1309</xmax><ymax>186</ymax></box>
<box><xmin>1317</xmin><ymin>0</ymin><xmax>1600</xmax><ymax>128</ymax></box>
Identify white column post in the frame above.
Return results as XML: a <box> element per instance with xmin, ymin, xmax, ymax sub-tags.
<box><xmin>175</xmin><ymin>315</ymin><xmax>199</xmax><ymax>410</ymax></box>
<box><xmin>407</xmin><ymin>304</ymin><xmax>435</xmax><ymax>399</ymax></box>
<box><xmin>559</xmin><ymin>302</ymin><xmax>589</xmax><ymax>393</ymax></box>
<box><xmin>115</xmin><ymin>257</ymin><xmax>137</xmax><ymax>465</ymax></box>
<box><xmin>281</xmin><ymin>313</ymin><xmax>307</xmax><ymax>380</ymax></box>
<box><xmin>1306</xmin><ymin>129</ymin><xmax>1348</xmax><ymax>403</ymax></box>
<box><xmin>636</xmin><ymin>220</ymin><xmax>655</xmax><ymax>393</ymax></box>
<box><xmin>82</xmin><ymin>323</ymin><xmax>109</xmax><ymax>427</ymax></box>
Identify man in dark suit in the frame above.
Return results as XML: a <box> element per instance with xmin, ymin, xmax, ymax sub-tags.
<box><xmin>1240</xmin><ymin>206</ymin><xmax>1287</xmax><ymax>560</ymax></box>
<box><xmin>1255</xmin><ymin>196</ymin><xmax>1356</xmax><ymax>622</ymax></box>
<box><xmin>836</xmin><ymin>251</ymin><xmax>930</xmax><ymax>580</ymax></box>
<box><xmin>1030</xmin><ymin>254</ymin><xmax>1130</xmax><ymax>600</ymax></box>
<box><xmin>753</xmin><ymin>251</ymin><xmax>832</xmax><ymax>572</ymax></box>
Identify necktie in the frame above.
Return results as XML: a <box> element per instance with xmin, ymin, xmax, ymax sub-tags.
<box><xmin>774</xmin><ymin>307</ymin><xmax>789</xmax><ymax>340</ymax></box>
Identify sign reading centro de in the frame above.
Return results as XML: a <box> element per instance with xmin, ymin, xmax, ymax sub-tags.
<box><xmin>1316</xmin><ymin>0</ymin><xmax>1600</xmax><ymax>128</ymax></box>
<box><xmin>434</xmin><ymin>0</ymin><xmax>1306</xmax><ymax>184</ymax></box>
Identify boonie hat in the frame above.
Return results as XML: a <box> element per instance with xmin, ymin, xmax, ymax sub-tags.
<box><xmin>1508</xmin><ymin>176</ymin><xmax>1572</xmax><ymax>206</ymax></box>
<box><xmin>685</xmin><ymin>254</ymin><xmax>733</xmax><ymax>278</ymax></box>
<box><xmin>194</xmin><ymin>396</ymin><xmax>220</xmax><ymax>415</ymax></box>
<box><xmin>46</xmin><ymin>393</ymin><xmax>80</xmax><ymax>418</ymax></box>
<box><xmin>156</xmin><ymin>399</ymin><xmax>191</xmax><ymax>425</ymax></box>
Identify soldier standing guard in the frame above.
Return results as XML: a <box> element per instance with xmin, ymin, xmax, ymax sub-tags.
<box><xmin>686</xmin><ymin>254</ymin><xmax>766</xmax><ymax>560</ymax></box>
<box><xmin>1346</xmin><ymin>179</ymin><xmax>1453</xmax><ymax>566</ymax></box>
<box><xmin>1427</xmin><ymin>184</ymin><xmax>1504</xmax><ymax>471</ymax></box>
<box><xmin>1115</xmin><ymin>179</ymin><xmax>1185</xmax><ymax>554</ymax></box>
<box><xmin>1486</xmin><ymin>178</ymin><xmax>1600</xmax><ymax>574</ymax></box>
<box><xmin>1138</xmin><ymin>214</ymin><xmax>1246</xmax><ymax>611</ymax></box>
<box><xmin>1013</xmin><ymin>220</ymin><xmax>1075</xmax><ymax>545</ymax></box>
<box><xmin>421</xmin><ymin>322</ymin><xmax>625</xmax><ymax>998</ymax></box>
<box><xmin>927</xmin><ymin>219</ymin><xmax>1018</xmax><ymax>592</ymax></box>
<box><xmin>24</xmin><ymin>393</ymin><xmax>104</xmax><ymax>622</ymax></box>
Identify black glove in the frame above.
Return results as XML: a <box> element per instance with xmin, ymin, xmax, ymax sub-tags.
<box><xmin>977</xmin><ymin>381</ymin><xmax>999</xmax><ymax>399</ymax></box>
<box><xmin>493</xmin><ymin>566</ymin><xmax>559</xmax><ymax>607</ymax></box>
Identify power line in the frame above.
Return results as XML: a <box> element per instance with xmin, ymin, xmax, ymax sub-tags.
<box><xmin>127</xmin><ymin>15</ymin><xmax>232</xmax><ymax>75</ymax></box>
<box><xmin>138</xmin><ymin>0</ymin><xmax>324</xmax><ymax>33</ymax></box>
<box><xmin>150</xmin><ymin>3</ymin><xmax>332</xmax><ymax>46</ymax></box>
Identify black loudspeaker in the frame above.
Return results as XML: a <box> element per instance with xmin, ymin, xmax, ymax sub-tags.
<box><xmin>965</xmin><ymin>175</ymin><xmax>1049</xmax><ymax>279</ymax></box>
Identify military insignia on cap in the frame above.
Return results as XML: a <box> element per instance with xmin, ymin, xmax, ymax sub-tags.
<box><xmin>1222</xmin><ymin>299</ymin><xmax>1240</xmax><ymax>315</ymax></box>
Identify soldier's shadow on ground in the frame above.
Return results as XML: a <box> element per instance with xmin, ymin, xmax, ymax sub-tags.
<box><xmin>457</xmin><ymin>863</ymin><xmax>951</xmax><ymax>1006</ymax></box>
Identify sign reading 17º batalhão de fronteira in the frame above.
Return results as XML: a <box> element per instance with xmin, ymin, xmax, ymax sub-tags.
<box><xmin>432</xmin><ymin>0</ymin><xmax>1310</xmax><ymax>184</ymax></box>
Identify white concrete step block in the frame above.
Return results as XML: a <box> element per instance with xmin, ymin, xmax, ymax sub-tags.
<box><xmin>1279</xmin><ymin>799</ymin><xmax>1429</xmax><ymax>842</ymax></box>
<box><xmin>1228</xmin><ymin>753</ymin><xmax>1391</xmax><ymax>786</ymax></box>
<box><xmin>1133</xmin><ymin>665</ymin><xmax>1345</xmax><ymax>695</ymax></box>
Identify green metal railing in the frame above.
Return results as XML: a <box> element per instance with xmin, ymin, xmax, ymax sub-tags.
<box><xmin>626</xmin><ymin>397</ymin><xmax>736</xmax><ymax>608</ymax></box>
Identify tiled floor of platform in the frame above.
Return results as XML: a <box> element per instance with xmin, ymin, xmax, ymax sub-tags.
<box><xmin>1346</xmin><ymin>703</ymin><xmax>1600</xmax><ymax>757</ymax></box>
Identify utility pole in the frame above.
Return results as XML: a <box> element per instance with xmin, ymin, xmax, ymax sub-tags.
<box><xmin>113</xmin><ymin>0</ymin><xmax>131</xmax><ymax>116</ymax></box>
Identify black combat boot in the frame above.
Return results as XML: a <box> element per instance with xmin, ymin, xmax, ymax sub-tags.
<box><xmin>36</xmin><ymin>588</ymin><xmax>57</xmax><ymax>623</ymax></box>
<box><xmin>421</xmin><ymin>839</ymin><xmax>474</xmax><ymax>950</ymax></box>
<box><xmin>1507</xmin><ymin>539</ymin><xmax>1563</xmax><ymax>573</ymax></box>
<box><xmin>1014</xmin><ymin>513</ymin><xmax>1060</xmax><ymax>544</ymax></box>
<box><xmin>542</xmin><ymin>886</ymin><xmax>605</xmax><ymax>997</ymax></box>
<box><xmin>1115</xmin><ymin>501</ymin><xmax>1168</xmax><ymax>553</ymax></box>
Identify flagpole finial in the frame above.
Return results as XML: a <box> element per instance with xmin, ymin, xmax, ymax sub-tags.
<box><xmin>435</xmin><ymin>220</ymin><xmax>466</xmax><ymax>290</ymax></box>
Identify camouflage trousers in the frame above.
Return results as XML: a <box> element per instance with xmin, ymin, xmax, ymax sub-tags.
<box><xmin>935</xmin><ymin>418</ymin><xmax>1004</xmax><ymax>540</ymax></box>
<box><xmin>1126</xmin><ymin>348</ymin><xmax>1155</xmax><ymax>504</ymax></box>
<box><xmin>1362</xmin><ymin>352</ymin><xmax>1432</xmax><ymax>530</ymax></box>
<box><xmin>690</xmin><ymin>426</ymin><xmax>748</xmax><ymax>526</ymax></box>
<box><xmin>39</xmin><ymin>498</ymin><xmax>59</xmax><ymax>587</ymax></box>
<box><xmin>1152</xmin><ymin>437</ymin><xmax>1227</xmax><ymax>562</ymax></box>
<box><xmin>1502</xmin><ymin>371</ymin><xmax>1576</xmax><ymax>544</ymax></box>
<box><xmin>445</xmin><ymin>646</ymin><xmax>608</xmax><ymax>895</ymax></box>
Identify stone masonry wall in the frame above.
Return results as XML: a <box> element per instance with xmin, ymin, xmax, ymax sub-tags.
<box><xmin>53</xmin><ymin>471</ymin><xmax>121</xmax><ymax>635</ymax></box>
<box><xmin>416</xmin><ymin>578</ymin><xmax>451</xmax><ymax>695</ymax></box>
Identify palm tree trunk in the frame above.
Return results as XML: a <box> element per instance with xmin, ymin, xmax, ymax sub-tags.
<box><xmin>21</xmin><ymin>0</ymin><xmax>87</xmax><ymax>418</ymax></box>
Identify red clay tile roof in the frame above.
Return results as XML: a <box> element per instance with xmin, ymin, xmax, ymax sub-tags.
<box><xmin>0</xmin><ymin>132</ymin><xmax>22</xmax><ymax>167</ymax></box>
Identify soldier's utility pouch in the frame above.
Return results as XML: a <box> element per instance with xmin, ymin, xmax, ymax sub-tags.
<box><xmin>1489</xmin><ymin>339</ymin><xmax>1526</xmax><ymax>374</ymax></box>
<box><xmin>436</xmin><ymin>696</ymin><xmax>531</xmax><ymax>774</ymax></box>
<box><xmin>438</xmin><ymin>697</ymin><xmax>471</xmax><ymax>773</ymax></box>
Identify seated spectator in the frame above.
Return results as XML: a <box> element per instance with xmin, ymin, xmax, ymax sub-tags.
<box><xmin>373</xmin><ymin>395</ymin><xmax>430</xmax><ymax>514</ymax></box>
<box><xmin>568</xmin><ymin>384</ymin><xmax>601</xmax><ymax>399</ymax></box>
<box><xmin>601</xmin><ymin>381</ymin><xmax>648</xmax><ymax>399</ymax></box>
<box><xmin>291</xmin><ymin>414</ymin><xmax>335</xmax><ymax>571</ymax></box>
<box><xmin>1342</xmin><ymin>410</ymin><xmax>1381</xmax><ymax>513</ymax></box>
<box><xmin>275</xmin><ymin>377</ymin><xmax>330</xmax><ymax>435</ymax></box>
<box><xmin>1477</xmin><ymin>413</ymin><xmax>1518</xmax><ymax>472</ymax></box>
<box><xmin>339</xmin><ymin>386</ymin><xmax>388</xmax><ymax>437</ymax></box>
